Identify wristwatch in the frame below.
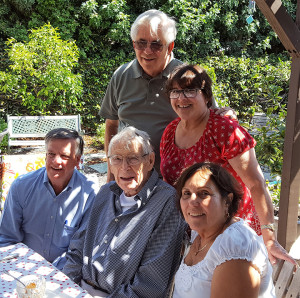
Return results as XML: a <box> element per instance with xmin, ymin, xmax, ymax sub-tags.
<box><xmin>261</xmin><ymin>223</ymin><xmax>276</xmax><ymax>232</ymax></box>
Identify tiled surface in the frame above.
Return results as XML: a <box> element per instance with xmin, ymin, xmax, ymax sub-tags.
<box><xmin>88</xmin><ymin>163</ymin><xmax>107</xmax><ymax>174</ymax></box>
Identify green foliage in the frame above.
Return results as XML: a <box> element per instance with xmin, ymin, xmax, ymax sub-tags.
<box><xmin>6</xmin><ymin>0</ymin><xmax>36</xmax><ymax>17</ymax></box>
<box><xmin>198</xmin><ymin>54</ymin><xmax>291</xmax><ymax>121</ymax></box>
<box><xmin>1</xmin><ymin>0</ymin><xmax>296</xmax><ymax>60</ymax></box>
<box><xmin>28</xmin><ymin>0</ymin><xmax>79</xmax><ymax>41</ymax></box>
<box><xmin>0</xmin><ymin>117</ymin><xmax>8</xmax><ymax>153</ymax></box>
<box><xmin>93</xmin><ymin>122</ymin><xmax>106</xmax><ymax>148</ymax></box>
<box><xmin>162</xmin><ymin>0</ymin><xmax>288</xmax><ymax>60</ymax></box>
<box><xmin>0</xmin><ymin>23</ymin><xmax>83</xmax><ymax>115</ymax></box>
<box><xmin>254</xmin><ymin>110</ymin><xmax>287</xmax><ymax>176</ymax></box>
<box><xmin>268</xmin><ymin>180</ymin><xmax>281</xmax><ymax>209</ymax></box>
<box><xmin>0</xmin><ymin>1</ymin><xmax>30</xmax><ymax>41</ymax></box>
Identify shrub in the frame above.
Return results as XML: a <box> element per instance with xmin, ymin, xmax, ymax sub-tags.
<box><xmin>0</xmin><ymin>117</ymin><xmax>8</xmax><ymax>153</ymax></box>
<box><xmin>92</xmin><ymin>122</ymin><xmax>106</xmax><ymax>149</ymax></box>
<box><xmin>0</xmin><ymin>23</ymin><xmax>83</xmax><ymax>116</ymax></box>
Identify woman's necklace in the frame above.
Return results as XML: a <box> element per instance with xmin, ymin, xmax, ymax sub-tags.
<box><xmin>194</xmin><ymin>240</ymin><xmax>210</xmax><ymax>256</ymax></box>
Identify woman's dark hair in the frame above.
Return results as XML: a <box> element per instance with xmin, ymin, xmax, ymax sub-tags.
<box><xmin>176</xmin><ymin>162</ymin><xmax>244</xmax><ymax>222</ymax></box>
<box><xmin>165</xmin><ymin>64</ymin><xmax>213</xmax><ymax>107</ymax></box>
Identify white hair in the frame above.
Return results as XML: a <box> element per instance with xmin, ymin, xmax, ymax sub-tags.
<box><xmin>130</xmin><ymin>9</ymin><xmax>177</xmax><ymax>45</ymax></box>
<box><xmin>108</xmin><ymin>126</ymin><xmax>153</xmax><ymax>156</ymax></box>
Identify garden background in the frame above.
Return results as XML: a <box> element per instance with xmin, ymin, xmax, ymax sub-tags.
<box><xmin>0</xmin><ymin>0</ymin><xmax>297</xmax><ymax>204</ymax></box>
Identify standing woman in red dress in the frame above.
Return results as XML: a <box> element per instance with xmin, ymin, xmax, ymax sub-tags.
<box><xmin>160</xmin><ymin>63</ymin><xmax>295</xmax><ymax>265</ymax></box>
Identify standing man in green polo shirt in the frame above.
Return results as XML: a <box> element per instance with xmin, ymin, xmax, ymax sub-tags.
<box><xmin>99</xmin><ymin>9</ymin><xmax>232</xmax><ymax>181</ymax></box>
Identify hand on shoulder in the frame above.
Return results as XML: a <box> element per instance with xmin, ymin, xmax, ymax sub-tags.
<box><xmin>214</xmin><ymin>107</ymin><xmax>238</xmax><ymax>121</ymax></box>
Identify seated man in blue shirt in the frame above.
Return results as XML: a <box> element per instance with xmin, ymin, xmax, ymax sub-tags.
<box><xmin>63</xmin><ymin>127</ymin><xmax>186</xmax><ymax>297</ymax></box>
<box><xmin>0</xmin><ymin>128</ymin><xmax>97</xmax><ymax>269</ymax></box>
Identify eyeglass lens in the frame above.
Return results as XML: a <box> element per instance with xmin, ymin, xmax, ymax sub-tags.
<box><xmin>169</xmin><ymin>89</ymin><xmax>198</xmax><ymax>99</ymax></box>
<box><xmin>109</xmin><ymin>155</ymin><xmax>143</xmax><ymax>166</ymax></box>
<box><xmin>134</xmin><ymin>40</ymin><xmax>164</xmax><ymax>52</ymax></box>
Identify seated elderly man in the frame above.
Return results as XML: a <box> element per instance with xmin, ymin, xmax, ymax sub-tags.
<box><xmin>63</xmin><ymin>126</ymin><xmax>185</xmax><ymax>297</ymax></box>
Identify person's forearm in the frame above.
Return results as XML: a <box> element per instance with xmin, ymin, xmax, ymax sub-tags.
<box><xmin>0</xmin><ymin>237</ymin><xmax>18</xmax><ymax>247</ymax></box>
<box><xmin>229</xmin><ymin>150</ymin><xmax>295</xmax><ymax>264</ymax></box>
<box><xmin>104</xmin><ymin>119</ymin><xmax>118</xmax><ymax>182</ymax></box>
<box><xmin>104</xmin><ymin>119</ymin><xmax>118</xmax><ymax>155</ymax></box>
<box><xmin>247</xmin><ymin>182</ymin><xmax>275</xmax><ymax>231</ymax></box>
<box><xmin>0</xmin><ymin>189</ymin><xmax>24</xmax><ymax>245</ymax></box>
<box><xmin>228</xmin><ymin>149</ymin><xmax>274</xmax><ymax>227</ymax></box>
<box><xmin>52</xmin><ymin>252</ymin><xmax>67</xmax><ymax>270</ymax></box>
<box><xmin>63</xmin><ymin>245</ymin><xmax>84</xmax><ymax>284</ymax></box>
<box><xmin>63</xmin><ymin>263</ymin><xmax>83</xmax><ymax>285</ymax></box>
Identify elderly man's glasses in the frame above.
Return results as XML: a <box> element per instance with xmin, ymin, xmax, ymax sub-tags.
<box><xmin>108</xmin><ymin>154</ymin><xmax>149</xmax><ymax>166</ymax></box>
<box><xmin>134</xmin><ymin>40</ymin><xmax>164</xmax><ymax>52</ymax></box>
<box><xmin>169</xmin><ymin>88</ymin><xmax>202</xmax><ymax>99</ymax></box>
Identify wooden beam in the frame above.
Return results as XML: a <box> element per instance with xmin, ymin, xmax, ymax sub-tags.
<box><xmin>297</xmin><ymin>0</ymin><xmax>300</xmax><ymax>24</ymax></box>
<box><xmin>255</xmin><ymin>0</ymin><xmax>300</xmax><ymax>57</ymax></box>
<box><xmin>277</xmin><ymin>57</ymin><xmax>300</xmax><ymax>250</ymax></box>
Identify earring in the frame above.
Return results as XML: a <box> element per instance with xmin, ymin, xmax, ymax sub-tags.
<box><xmin>226</xmin><ymin>209</ymin><xmax>230</xmax><ymax>219</ymax></box>
<box><xmin>225</xmin><ymin>204</ymin><xmax>230</xmax><ymax>219</ymax></box>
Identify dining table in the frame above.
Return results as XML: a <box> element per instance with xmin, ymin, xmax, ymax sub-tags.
<box><xmin>0</xmin><ymin>242</ymin><xmax>92</xmax><ymax>297</ymax></box>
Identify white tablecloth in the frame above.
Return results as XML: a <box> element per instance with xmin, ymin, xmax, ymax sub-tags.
<box><xmin>0</xmin><ymin>243</ymin><xmax>92</xmax><ymax>297</ymax></box>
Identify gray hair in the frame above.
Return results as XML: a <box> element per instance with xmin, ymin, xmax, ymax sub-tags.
<box><xmin>45</xmin><ymin>128</ymin><xmax>84</xmax><ymax>156</ymax></box>
<box><xmin>130</xmin><ymin>9</ymin><xmax>177</xmax><ymax>45</ymax></box>
<box><xmin>108</xmin><ymin>126</ymin><xmax>153</xmax><ymax>156</ymax></box>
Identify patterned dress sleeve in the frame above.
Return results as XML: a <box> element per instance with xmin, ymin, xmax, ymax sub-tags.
<box><xmin>209</xmin><ymin>112</ymin><xmax>256</xmax><ymax>160</ymax></box>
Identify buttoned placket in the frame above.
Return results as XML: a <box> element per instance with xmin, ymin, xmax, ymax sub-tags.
<box><xmin>94</xmin><ymin>195</ymin><xmax>145</xmax><ymax>257</ymax></box>
<box><xmin>42</xmin><ymin>186</ymin><xmax>67</xmax><ymax>258</ymax></box>
<box><xmin>147</xmin><ymin>76</ymin><xmax>164</xmax><ymax>105</ymax></box>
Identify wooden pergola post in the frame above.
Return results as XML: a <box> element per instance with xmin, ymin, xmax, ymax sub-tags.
<box><xmin>278</xmin><ymin>57</ymin><xmax>300</xmax><ymax>250</ymax></box>
<box><xmin>254</xmin><ymin>0</ymin><xmax>300</xmax><ymax>250</ymax></box>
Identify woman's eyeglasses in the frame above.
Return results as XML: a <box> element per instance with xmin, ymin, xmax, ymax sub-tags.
<box><xmin>134</xmin><ymin>40</ymin><xmax>164</xmax><ymax>52</ymax></box>
<box><xmin>169</xmin><ymin>88</ymin><xmax>201</xmax><ymax>99</ymax></box>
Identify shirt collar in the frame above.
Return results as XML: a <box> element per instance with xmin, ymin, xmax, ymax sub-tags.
<box><xmin>43</xmin><ymin>167</ymin><xmax>76</xmax><ymax>192</ymax></box>
<box><xmin>110</xmin><ymin>169</ymin><xmax>159</xmax><ymax>206</ymax></box>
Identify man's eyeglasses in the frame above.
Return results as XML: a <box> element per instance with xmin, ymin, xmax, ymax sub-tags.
<box><xmin>134</xmin><ymin>40</ymin><xmax>164</xmax><ymax>52</ymax></box>
<box><xmin>169</xmin><ymin>88</ymin><xmax>201</xmax><ymax>99</ymax></box>
<box><xmin>108</xmin><ymin>154</ymin><xmax>149</xmax><ymax>166</ymax></box>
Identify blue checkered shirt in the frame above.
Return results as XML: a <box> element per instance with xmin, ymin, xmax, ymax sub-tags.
<box><xmin>63</xmin><ymin>170</ymin><xmax>185</xmax><ymax>297</ymax></box>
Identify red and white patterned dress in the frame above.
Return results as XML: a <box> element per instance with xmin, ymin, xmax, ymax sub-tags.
<box><xmin>160</xmin><ymin>110</ymin><xmax>261</xmax><ymax>234</ymax></box>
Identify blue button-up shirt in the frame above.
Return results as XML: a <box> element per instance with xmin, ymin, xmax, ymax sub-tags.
<box><xmin>0</xmin><ymin>167</ymin><xmax>97</xmax><ymax>269</ymax></box>
<box><xmin>63</xmin><ymin>170</ymin><xmax>186</xmax><ymax>297</ymax></box>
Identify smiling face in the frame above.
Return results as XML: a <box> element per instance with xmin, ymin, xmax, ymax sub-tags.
<box><xmin>170</xmin><ymin>84</ymin><xmax>209</xmax><ymax>121</ymax></box>
<box><xmin>133</xmin><ymin>25</ymin><xmax>174</xmax><ymax>77</ymax></box>
<box><xmin>110</xmin><ymin>139</ymin><xmax>155</xmax><ymax>196</ymax></box>
<box><xmin>180</xmin><ymin>171</ymin><xmax>227</xmax><ymax>235</ymax></box>
<box><xmin>46</xmin><ymin>138</ymin><xmax>80</xmax><ymax>195</ymax></box>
